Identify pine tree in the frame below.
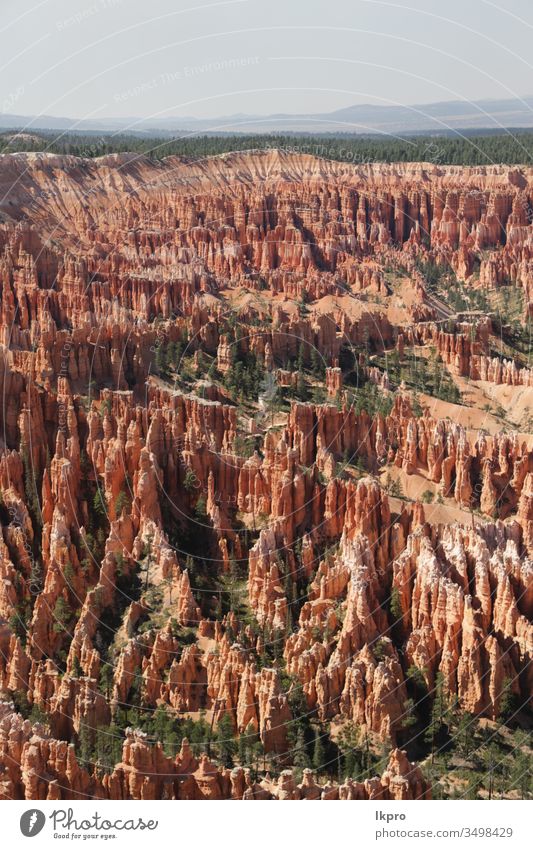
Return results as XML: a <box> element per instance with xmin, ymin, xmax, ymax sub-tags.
<box><xmin>115</xmin><ymin>490</ymin><xmax>129</xmax><ymax>516</ymax></box>
<box><xmin>389</xmin><ymin>586</ymin><xmax>404</xmax><ymax>632</ymax></box>
<box><xmin>480</xmin><ymin>743</ymin><xmax>499</xmax><ymax>800</ymax></box>
<box><xmin>425</xmin><ymin>673</ymin><xmax>449</xmax><ymax>762</ymax></box>
<box><xmin>22</xmin><ymin>449</ymin><xmax>41</xmax><ymax>528</ymax></box>
<box><xmin>246</xmin><ymin>723</ymin><xmax>262</xmax><ymax>774</ymax></box>
<box><xmin>238</xmin><ymin>732</ymin><xmax>248</xmax><ymax>766</ymax></box>
<box><xmin>297</xmin><ymin>342</ymin><xmax>305</xmax><ymax>373</ymax></box>
<box><xmin>310</xmin><ymin>346</ymin><xmax>324</xmax><ymax>377</ymax></box>
<box><xmin>183</xmin><ymin>468</ymin><xmax>198</xmax><ymax>492</ymax></box>
<box><xmin>167</xmin><ymin>340</ymin><xmax>179</xmax><ymax>368</ymax></box>
<box><xmin>216</xmin><ymin>713</ymin><xmax>237</xmax><ymax>768</ymax></box>
<box><xmin>400</xmin><ymin>698</ymin><xmax>418</xmax><ymax>733</ymax></box>
<box><xmin>164</xmin><ymin>727</ymin><xmax>179</xmax><ymax>758</ymax></box>
<box><xmin>154</xmin><ymin>343</ymin><xmax>168</xmax><ymax>376</ymax></box>
<box><xmin>295</xmin><ymin>369</ymin><xmax>308</xmax><ymax>401</ymax></box>
<box><xmin>508</xmin><ymin>749</ymin><xmax>532</xmax><ymax>798</ymax></box>
<box><xmin>77</xmin><ymin>725</ymin><xmax>95</xmax><ymax>768</ymax></box>
<box><xmin>498</xmin><ymin>676</ymin><xmax>517</xmax><ymax>722</ymax></box>
<box><xmin>337</xmin><ymin>721</ymin><xmax>362</xmax><ymax>779</ymax></box>
<box><xmin>92</xmin><ymin>489</ymin><xmax>107</xmax><ymax>520</ymax></box>
<box><xmin>189</xmin><ymin>713</ymin><xmax>210</xmax><ymax>756</ymax></box>
<box><xmin>99</xmin><ymin>663</ymin><xmax>114</xmax><ymax>699</ymax></box>
<box><xmin>406</xmin><ymin>665</ymin><xmax>428</xmax><ymax>700</ymax></box>
<box><xmin>195</xmin><ymin>495</ymin><xmax>207</xmax><ymax>518</ymax></box>
<box><xmin>70</xmin><ymin>655</ymin><xmax>82</xmax><ymax>678</ymax></box>
<box><xmin>293</xmin><ymin>725</ymin><xmax>311</xmax><ymax>769</ymax></box>
<box><xmin>455</xmin><ymin>711</ymin><xmax>474</xmax><ymax>757</ymax></box>
<box><xmin>95</xmin><ymin>724</ymin><xmax>122</xmax><ymax>773</ymax></box>
<box><xmin>312</xmin><ymin>727</ymin><xmax>326</xmax><ymax>773</ymax></box>
<box><xmin>52</xmin><ymin>597</ymin><xmax>72</xmax><ymax>634</ymax></box>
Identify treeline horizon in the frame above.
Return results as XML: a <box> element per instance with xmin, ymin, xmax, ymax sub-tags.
<box><xmin>1</xmin><ymin>129</ymin><xmax>533</xmax><ymax>166</ymax></box>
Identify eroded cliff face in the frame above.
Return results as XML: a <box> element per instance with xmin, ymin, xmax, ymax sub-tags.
<box><xmin>0</xmin><ymin>151</ymin><xmax>531</xmax><ymax>800</ymax></box>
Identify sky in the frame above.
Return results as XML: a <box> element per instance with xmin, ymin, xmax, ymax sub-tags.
<box><xmin>1</xmin><ymin>0</ymin><xmax>532</xmax><ymax>122</ymax></box>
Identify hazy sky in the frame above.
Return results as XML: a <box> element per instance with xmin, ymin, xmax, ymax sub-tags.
<box><xmin>2</xmin><ymin>0</ymin><xmax>532</xmax><ymax>121</ymax></box>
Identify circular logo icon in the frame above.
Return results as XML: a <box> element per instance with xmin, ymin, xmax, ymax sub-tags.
<box><xmin>20</xmin><ymin>810</ymin><xmax>46</xmax><ymax>837</ymax></box>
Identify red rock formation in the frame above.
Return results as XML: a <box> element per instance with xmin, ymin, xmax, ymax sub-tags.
<box><xmin>0</xmin><ymin>150</ymin><xmax>531</xmax><ymax>801</ymax></box>
<box><xmin>0</xmin><ymin>702</ymin><xmax>429</xmax><ymax>800</ymax></box>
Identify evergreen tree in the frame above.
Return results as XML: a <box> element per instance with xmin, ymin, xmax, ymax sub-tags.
<box><xmin>22</xmin><ymin>449</ymin><xmax>42</xmax><ymax>528</ymax></box>
<box><xmin>95</xmin><ymin>725</ymin><xmax>123</xmax><ymax>773</ymax></box>
<box><xmin>70</xmin><ymin>655</ymin><xmax>82</xmax><ymax>678</ymax></box>
<box><xmin>454</xmin><ymin>711</ymin><xmax>475</xmax><ymax>758</ymax></box>
<box><xmin>238</xmin><ymin>732</ymin><xmax>248</xmax><ymax>766</ymax></box>
<box><xmin>425</xmin><ymin>673</ymin><xmax>450</xmax><ymax>761</ymax></box>
<box><xmin>114</xmin><ymin>489</ymin><xmax>130</xmax><ymax>516</ymax></box>
<box><xmin>337</xmin><ymin>721</ymin><xmax>362</xmax><ymax>779</ymax></box>
<box><xmin>190</xmin><ymin>712</ymin><xmax>212</xmax><ymax>756</ymax></box>
<box><xmin>183</xmin><ymin>467</ymin><xmax>198</xmax><ymax>492</ymax></box>
<box><xmin>297</xmin><ymin>342</ymin><xmax>305</xmax><ymax>373</ymax></box>
<box><xmin>154</xmin><ymin>343</ymin><xmax>169</xmax><ymax>376</ymax></box>
<box><xmin>52</xmin><ymin>597</ymin><xmax>73</xmax><ymax>634</ymax></box>
<box><xmin>195</xmin><ymin>495</ymin><xmax>207</xmax><ymax>518</ymax></box>
<box><xmin>216</xmin><ymin>713</ymin><xmax>237</xmax><ymax>768</ymax></box>
<box><xmin>508</xmin><ymin>749</ymin><xmax>532</xmax><ymax>798</ymax></box>
<box><xmin>480</xmin><ymin>743</ymin><xmax>499</xmax><ymax>800</ymax></box>
<box><xmin>312</xmin><ymin>727</ymin><xmax>326</xmax><ymax>773</ymax></box>
<box><xmin>77</xmin><ymin>725</ymin><xmax>95</xmax><ymax>768</ymax></box>
<box><xmin>310</xmin><ymin>347</ymin><xmax>325</xmax><ymax>377</ymax></box>
<box><xmin>400</xmin><ymin>698</ymin><xmax>418</xmax><ymax>734</ymax></box>
<box><xmin>406</xmin><ymin>665</ymin><xmax>428</xmax><ymax>701</ymax></box>
<box><xmin>389</xmin><ymin>586</ymin><xmax>403</xmax><ymax>631</ymax></box>
<box><xmin>99</xmin><ymin>663</ymin><xmax>114</xmax><ymax>699</ymax></box>
<box><xmin>498</xmin><ymin>676</ymin><xmax>517</xmax><ymax>722</ymax></box>
<box><xmin>167</xmin><ymin>340</ymin><xmax>179</xmax><ymax>368</ymax></box>
<box><xmin>293</xmin><ymin>725</ymin><xmax>311</xmax><ymax>769</ymax></box>
<box><xmin>92</xmin><ymin>489</ymin><xmax>107</xmax><ymax>519</ymax></box>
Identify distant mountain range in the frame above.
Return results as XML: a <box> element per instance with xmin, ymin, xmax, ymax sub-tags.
<box><xmin>2</xmin><ymin>95</ymin><xmax>533</xmax><ymax>136</ymax></box>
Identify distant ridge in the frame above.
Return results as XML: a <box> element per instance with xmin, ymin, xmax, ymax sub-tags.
<box><xmin>1</xmin><ymin>95</ymin><xmax>533</xmax><ymax>136</ymax></box>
